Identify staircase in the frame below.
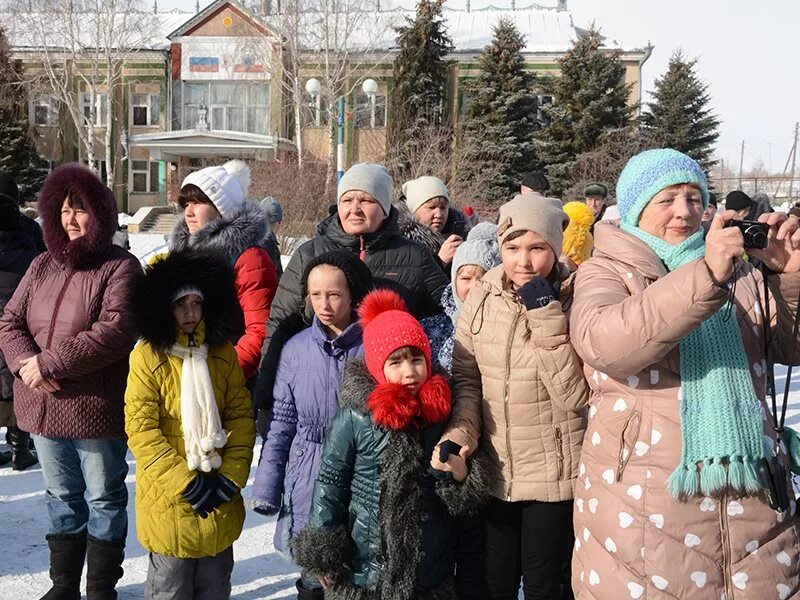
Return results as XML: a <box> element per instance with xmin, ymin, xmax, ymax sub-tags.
<box><xmin>141</xmin><ymin>211</ymin><xmax>178</xmax><ymax>234</ymax></box>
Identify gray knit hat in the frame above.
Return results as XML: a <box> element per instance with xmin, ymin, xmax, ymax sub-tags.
<box><xmin>260</xmin><ymin>196</ymin><xmax>284</xmax><ymax>223</ymax></box>
<box><xmin>497</xmin><ymin>193</ymin><xmax>569</xmax><ymax>255</ymax></box>
<box><xmin>337</xmin><ymin>163</ymin><xmax>394</xmax><ymax>215</ymax></box>
<box><xmin>451</xmin><ymin>222</ymin><xmax>501</xmax><ymax>313</ymax></box>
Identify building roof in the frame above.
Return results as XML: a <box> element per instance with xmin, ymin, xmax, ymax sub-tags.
<box><xmin>6</xmin><ymin>0</ymin><xmax>649</xmax><ymax>56</ymax></box>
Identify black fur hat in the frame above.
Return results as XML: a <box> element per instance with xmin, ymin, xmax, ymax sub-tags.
<box><xmin>131</xmin><ymin>251</ymin><xmax>237</xmax><ymax>351</ymax></box>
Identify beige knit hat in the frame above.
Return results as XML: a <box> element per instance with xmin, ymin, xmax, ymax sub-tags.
<box><xmin>402</xmin><ymin>176</ymin><xmax>450</xmax><ymax>214</ymax></box>
<box><xmin>497</xmin><ymin>193</ymin><xmax>569</xmax><ymax>254</ymax></box>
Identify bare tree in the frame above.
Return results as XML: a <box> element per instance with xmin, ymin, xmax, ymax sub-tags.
<box><xmin>11</xmin><ymin>0</ymin><xmax>159</xmax><ymax>189</ymax></box>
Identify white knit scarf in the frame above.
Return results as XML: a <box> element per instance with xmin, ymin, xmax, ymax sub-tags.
<box><xmin>169</xmin><ymin>343</ymin><xmax>228</xmax><ymax>472</ymax></box>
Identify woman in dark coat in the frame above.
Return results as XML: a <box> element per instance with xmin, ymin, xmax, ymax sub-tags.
<box><xmin>0</xmin><ymin>174</ymin><xmax>44</xmax><ymax>469</ymax></box>
<box><xmin>0</xmin><ymin>164</ymin><xmax>140</xmax><ymax>600</ymax></box>
<box><xmin>255</xmin><ymin>163</ymin><xmax>449</xmax><ymax>420</ymax></box>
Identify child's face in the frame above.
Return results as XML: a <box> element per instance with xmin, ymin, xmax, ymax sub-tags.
<box><xmin>501</xmin><ymin>230</ymin><xmax>556</xmax><ymax>288</ymax></box>
<box><xmin>383</xmin><ymin>348</ymin><xmax>428</xmax><ymax>395</ymax></box>
<box><xmin>455</xmin><ymin>264</ymin><xmax>486</xmax><ymax>302</ymax></box>
<box><xmin>307</xmin><ymin>265</ymin><xmax>353</xmax><ymax>332</ymax></box>
<box><xmin>172</xmin><ymin>294</ymin><xmax>203</xmax><ymax>334</ymax></box>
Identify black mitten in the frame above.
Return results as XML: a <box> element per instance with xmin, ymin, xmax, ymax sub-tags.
<box><xmin>517</xmin><ymin>276</ymin><xmax>559</xmax><ymax>310</ymax></box>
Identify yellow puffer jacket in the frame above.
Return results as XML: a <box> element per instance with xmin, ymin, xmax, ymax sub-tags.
<box><xmin>125</xmin><ymin>322</ymin><xmax>255</xmax><ymax>558</ymax></box>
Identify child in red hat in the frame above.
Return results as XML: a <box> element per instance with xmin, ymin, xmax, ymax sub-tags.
<box><xmin>292</xmin><ymin>289</ymin><xmax>489</xmax><ymax>600</ymax></box>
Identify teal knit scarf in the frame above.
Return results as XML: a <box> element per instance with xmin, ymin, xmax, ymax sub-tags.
<box><xmin>620</xmin><ymin>224</ymin><xmax>764</xmax><ymax>498</ymax></box>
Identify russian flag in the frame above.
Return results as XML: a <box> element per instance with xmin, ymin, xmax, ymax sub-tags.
<box><xmin>189</xmin><ymin>57</ymin><xmax>219</xmax><ymax>73</ymax></box>
<box><xmin>234</xmin><ymin>55</ymin><xmax>264</xmax><ymax>73</ymax></box>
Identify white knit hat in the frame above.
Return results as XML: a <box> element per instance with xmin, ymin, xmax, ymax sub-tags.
<box><xmin>171</xmin><ymin>286</ymin><xmax>204</xmax><ymax>304</ymax></box>
<box><xmin>402</xmin><ymin>176</ymin><xmax>450</xmax><ymax>214</ymax></box>
<box><xmin>181</xmin><ymin>160</ymin><xmax>251</xmax><ymax>218</ymax></box>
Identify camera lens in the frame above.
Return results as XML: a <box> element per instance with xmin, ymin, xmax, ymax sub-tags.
<box><xmin>745</xmin><ymin>225</ymin><xmax>768</xmax><ymax>249</ymax></box>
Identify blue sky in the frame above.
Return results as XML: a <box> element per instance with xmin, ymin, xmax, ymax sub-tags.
<box><xmin>158</xmin><ymin>0</ymin><xmax>799</xmax><ymax>172</ymax></box>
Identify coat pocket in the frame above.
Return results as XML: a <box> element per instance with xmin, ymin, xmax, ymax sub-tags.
<box><xmin>616</xmin><ymin>410</ymin><xmax>641</xmax><ymax>482</ymax></box>
<box><xmin>554</xmin><ymin>426</ymin><xmax>565</xmax><ymax>480</ymax></box>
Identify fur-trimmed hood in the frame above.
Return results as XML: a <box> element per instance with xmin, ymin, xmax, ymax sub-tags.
<box><xmin>393</xmin><ymin>201</ymin><xmax>445</xmax><ymax>257</ymax></box>
<box><xmin>131</xmin><ymin>250</ymin><xmax>238</xmax><ymax>351</ymax></box>
<box><xmin>37</xmin><ymin>163</ymin><xmax>118</xmax><ymax>269</ymax></box>
<box><xmin>169</xmin><ymin>199</ymin><xmax>272</xmax><ymax>265</ymax></box>
<box><xmin>339</xmin><ymin>359</ymin><xmax>450</xmax><ymax>430</ymax></box>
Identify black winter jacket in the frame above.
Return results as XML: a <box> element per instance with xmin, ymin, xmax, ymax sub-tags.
<box><xmin>255</xmin><ymin>207</ymin><xmax>449</xmax><ymax>411</ymax></box>
<box><xmin>292</xmin><ymin>360</ymin><xmax>489</xmax><ymax>600</ymax></box>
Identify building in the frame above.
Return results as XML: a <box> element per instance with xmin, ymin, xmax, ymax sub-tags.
<box><xmin>8</xmin><ymin>0</ymin><xmax>651</xmax><ymax>212</ymax></box>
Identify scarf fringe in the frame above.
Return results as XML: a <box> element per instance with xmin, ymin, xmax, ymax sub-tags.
<box><xmin>668</xmin><ymin>456</ymin><xmax>762</xmax><ymax>498</ymax></box>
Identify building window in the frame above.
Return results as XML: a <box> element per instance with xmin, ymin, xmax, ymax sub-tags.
<box><xmin>301</xmin><ymin>93</ymin><xmax>328</xmax><ymax>127</ymax></box>
<box><xmin>82</xmin><ymin>93</ymin><xmax>108</xmax><ymax>127</ymax></box>
<box><xmin>131</xmin><ymin>93</ymin><xmax>160</xmax><ymax>127</ymax></box>
<box><xmin>32</xmin><ymin>94</ymin><xmax>58</xmax><ymax>126</ymax></box>
<box><xmin>131</xmin><ymin>160</ymin><xmax>160</xmax><ymax>193</ymax></box>
<box><xmin>354</xmin><ymin>92</ymin><xmax>386</xmax><ymax>128</ymax></box>
<box><xmin>83</xmin><ymin>159</ymin><xmax>108</xmax><ymax>182</ymax></box>
<box><xmin>181</xmin><ymin>82</ymin><xmax>269</xmax><ymax>134</ymax></box>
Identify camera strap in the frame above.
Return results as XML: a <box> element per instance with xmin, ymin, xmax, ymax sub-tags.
<box><xmin>761</xmin><ymin>264</ymin><xmax>800</xmax><ymax>449</ymax></box>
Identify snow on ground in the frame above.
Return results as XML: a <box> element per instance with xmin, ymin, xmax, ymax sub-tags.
<box><xmin>0</xmin><ymin>441</ymin><xmax>299</xmax><ymax>599</ymax></box>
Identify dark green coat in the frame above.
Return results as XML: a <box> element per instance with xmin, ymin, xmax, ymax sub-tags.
<box><xmin>292</xmin><ymin>361</ymin><xmax>489</xmax><ymax>600</ymax></box>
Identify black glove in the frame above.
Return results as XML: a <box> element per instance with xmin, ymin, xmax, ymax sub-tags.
<box><xmin>183</xmin><ymin>476</ymin><xmax>218</xmax><ymax>519</ymax></box>
<box><xmin>516</xmin><ymin>277</ymin><xmax>559</xmax><ymax>310</ymax></box>
<box><xmin>214</xmin><ymin>474</ymin><xmax>240</xmax><ymax>504</ymax></box>
<box><xmin>427</xmin><ymin>440</ymin><xmax>464</xmax><ymax>482</ymax></box>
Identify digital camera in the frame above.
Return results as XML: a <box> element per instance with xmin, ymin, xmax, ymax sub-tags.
<box><xmin>725</xmin><ymin>219</ymin><xmax>768</xmax><ymax>249</ymax></box>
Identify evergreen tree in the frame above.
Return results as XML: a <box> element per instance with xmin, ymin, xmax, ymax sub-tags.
<box><xmin>642</xmin><ymin>51</ymin><xmax>720</xmax><ymax>173</ymax></box>
<box><xmin>0</xmin><ymin>26</ymin><xmax>46</xmax><ymax>202</ymax></box>
<box><xmin>537</xmin><ymin>27</ymin><xmax>633</xmax><ymax>195</ymax></box>
<box><xmin>459</xmin><ymin>18</ymin><xmax>539</xmax><ymax>203</ymax></box>
<box><xmin>388</xmin><ymin>0</ymin><xmax>453</xmax><ymax>175</ymax></box>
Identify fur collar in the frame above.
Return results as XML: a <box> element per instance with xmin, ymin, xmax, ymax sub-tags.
<box><xmin>339</xmin><ymin>360</ymin><xmax>450</xmax><ymax>430</ymax></box>
<box><xmin>37</xmin><ymin>163</ymin><xmax>118</xmax><ymax>269</ymax></box>
<box><xmin>169</xmin><ymin>200</ymin><xmax>272</xmax><ymax>265</ymax></box>
<box><xmin>393</xmin><ymin>201</ymin><xmax>445</xmax><ymax>256</ymax></box>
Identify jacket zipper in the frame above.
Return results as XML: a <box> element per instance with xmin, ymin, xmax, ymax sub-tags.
<box><xmin>44</xmin><ymin>270</ymin><xmax>75</xmax><ymax>350</ymax></box>
<box><xmin>504</xmin><ymin>307</ymin><xmax>521</xmax><ymax>500</ymax></box>
<box><xmin>616</xmin><ymin>410</ymin><xmax>641</xmax><ymax>482</ymax></box>
<box><xmin>359</xmin><ymin>236</ymin><xmax>366</xmax><ymax>262</ymax></box>
<box><xmin>555</xmin><ymin>426</ymin><xmax>564</xmax><ymax>480</ymax></box>
<box><xmin>720</xmin><ymin>492</ymin><xmax>735</xmax><ymax>599</ymax></box>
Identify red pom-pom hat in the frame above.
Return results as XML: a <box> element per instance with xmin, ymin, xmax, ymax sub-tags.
<box><xmin>357</xmin><ymin>289</ymin><xmax>432</xmax><ymax>385</ymax></box>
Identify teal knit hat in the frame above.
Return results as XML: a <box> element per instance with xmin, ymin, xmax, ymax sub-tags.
<box><xmin>616</xmin><ymin>149</ymin><xmax>709</xmax><ymax>226</ymax></box>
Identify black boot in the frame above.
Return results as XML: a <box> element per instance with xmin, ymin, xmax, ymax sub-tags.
<box><xmin>86</xmin><ymin>536</ymin><xmax>125</xmax><ymax>600</ymax></box>
<box><xmin>296</xmin><ymin>578</ymin><xmax>325</xmax><ymax>600</ymax></box>
<box><xmin>41</xmin><ymin>532</ymin><xmax>87</xmax><ymax>600</ymax></box>
<box><xmin>9</xmin><ymin>426</ymin><xmax>38</xmax><ymax>471</ymax></box>
<box><xmin>0</xmin><ymin>448</ymin><xmax>10</xmax><ymax>466</ymax></box>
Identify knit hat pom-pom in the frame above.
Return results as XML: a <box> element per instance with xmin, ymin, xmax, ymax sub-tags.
<box><xmin>357</xmin><ymin>289</ymin><xmax>409</xmax><ymax>327</ymax></box>
<box><xmin>466</xmin><ymin>221</ymin><xmax>498</xmax><ymax>243</ymax></box>
<box><xmin>210</xmin><ymin>453</ymin><xmax>222</xmax><ymax>470</ymax></box>
<box><xmin>563</xmin><ymin>201</ymin><xmax>595</xmax><ymax>230</ymax></box>
<box><xmin>213</xmin><ymin>430</ymin><xmax>228</xmax><ymax>448</ymax></box>
<box><xmin>187</xmin><ymin>453</ymin><xmax>200</xmax><ymax>471</ymax></box>
<box><xmin>200</xmin><ymin>436</ymin><xmax>216</xmax><ymax>453</ymax></box>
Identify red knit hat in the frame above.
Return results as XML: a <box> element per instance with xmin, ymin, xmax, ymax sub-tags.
<box><xmin>358</xmin><ymin>289</ymin><xmax>432</xmax><ymax>385</ymax></box>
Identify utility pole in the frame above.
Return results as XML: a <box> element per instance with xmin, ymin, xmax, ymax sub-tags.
<box><xmin>788</xmin><ymin>122</ymin><xmax>799</xmax><ymax>203</ymax></box>
<box><xmin>738</xmin><ymin>140</ymin><xmax>745</xmax><ymax>189</ymax></box>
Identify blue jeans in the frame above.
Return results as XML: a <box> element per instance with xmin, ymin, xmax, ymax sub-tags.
<box><xmin>34</xmin><ymin>436</ymin><xmax>129</xmax><ymax>541</ymax></box>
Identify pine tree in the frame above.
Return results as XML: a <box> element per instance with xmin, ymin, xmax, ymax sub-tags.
<box><xmin>537</xmin><ymin>27</ymin><xmax>633</xmax><ymax>195</ymax></box>
<box><xmin>642</xmin><ymin>51</ymin><xmax>720</xmax><ymax>173</ymax></box>
<box><xmin>388</xmin><ymin>0</ymin><xmax>454</xmax><ymax>176</ymax></box>
<box><xmin>0</xmin><ymin>26</ymin><xmax>46</xmax><ymax>202</ymax></box>
<box><xmin>458</xmin><ymin>18</ymin><xmax>539</xmax><ymax>203</ymax></box>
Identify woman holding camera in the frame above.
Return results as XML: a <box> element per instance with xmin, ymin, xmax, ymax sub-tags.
<box><xmin>569</xmin><ymin>149</ymin><xmax>800</xmax><ymax>599</ymax></box>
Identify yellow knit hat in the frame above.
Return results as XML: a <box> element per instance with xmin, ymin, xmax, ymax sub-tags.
<box><xmin>562</xmin><ymin>201</ymin><xmax>595</xmax><ymax>265</ymax></box>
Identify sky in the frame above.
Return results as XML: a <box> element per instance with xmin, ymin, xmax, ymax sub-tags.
<box><xmin>158</xmin><ymin>0</ymin><xmax>799</xmax><ymax>172</ymax></box>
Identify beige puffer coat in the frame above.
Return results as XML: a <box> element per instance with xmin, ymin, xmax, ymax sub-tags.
<box><xmin>445</xmin><ymin>265</ymin><xmax>588</xmax><ymax>502</ymax></box>
<box><xmin>570</xmin><ymin>222</ymin><xmax>800</xmax><ymax>600</ymax></box>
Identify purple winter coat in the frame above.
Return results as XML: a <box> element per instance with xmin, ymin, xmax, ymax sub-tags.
<box><xmin>0</xmin><ymin>164</ymin><xmax>139</xmax><ymax>439</ymax></box>
<box><xmin>252</xmin><ymin>315</ymin><xmax>363</xmax><ymax>554</ymax></box>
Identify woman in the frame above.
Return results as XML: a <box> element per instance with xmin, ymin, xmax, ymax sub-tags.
<box><xmin>0</xmin><ymin>163</ymin><xmax>140</xmax><ymax>599</ymax></box>
<box><xmin>436</xmin><ymin>193</ymin><xmax>589</xmax><ymax>600</ymax></box>
<box><xmin>256</xmin><ymin>163</ymin><xmax>449</xmax><ymax>418</ymax></box>
<box><xmin>570</xmin><ymin>149</ymin><xmax>800</xmax><ymax>599</ymax></box>
<box><xmin>169</xmin><ymin>160</ymin><xmax>279</xmax><ymax>384</ymax></box>
<box><xmin>400</xmin><ymin>175</ymin><xmax>471</xmax><ymax>267</ymax></box>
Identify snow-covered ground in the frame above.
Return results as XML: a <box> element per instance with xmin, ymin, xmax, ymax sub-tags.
<box><xmin>0</xmin><ymin>441</ymin><xmax>299</xmax><ymax>599</ymax></box>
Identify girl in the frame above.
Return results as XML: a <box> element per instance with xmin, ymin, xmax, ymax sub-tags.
<box><xmin>251</xmin><ymin>250</ymin><xmax>373</xmax><ymax>599</ymax></box>
<box><xmin>126</xmin><ymin>251</ymin><xmax>255</xmax><ymax>600</ymax></box>
<box><xmin>435</xmin><ymin>193</ymin><xmax>589</xmax><ymax>600</ymax></box>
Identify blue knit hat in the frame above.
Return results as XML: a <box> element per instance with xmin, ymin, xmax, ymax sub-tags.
<box><xmin>616</xmin><ymin>149</ymin><xmax>709</xmax><ymax>226</ymax></box>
